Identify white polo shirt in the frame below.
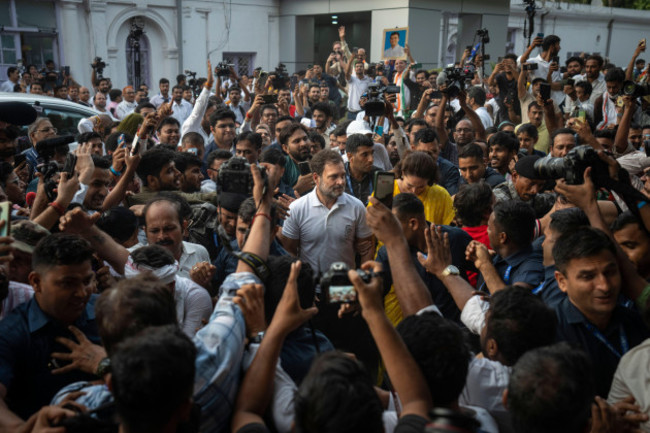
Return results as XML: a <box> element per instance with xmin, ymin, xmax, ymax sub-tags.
<box><xmin>282</xmin><ymin>190</ymin><xmax>372</xmax><ymax>274</ymax></box>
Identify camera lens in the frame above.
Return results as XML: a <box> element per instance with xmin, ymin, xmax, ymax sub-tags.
<box><xmin>534</xmin><ymin>156</ymin><xmax>567</xmax><ymax>180</ymax></box>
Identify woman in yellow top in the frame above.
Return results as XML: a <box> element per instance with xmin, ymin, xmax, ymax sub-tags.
<box><xmin>393</xmin><ymin>151</ymin><xmax>455</xmax><ymax>225</ymax></box>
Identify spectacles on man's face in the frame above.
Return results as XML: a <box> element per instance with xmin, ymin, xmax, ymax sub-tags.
<box><xmin>37</xmin><ymin>127</ymin><xmax>57</xmax><ymax>134</ymax></box>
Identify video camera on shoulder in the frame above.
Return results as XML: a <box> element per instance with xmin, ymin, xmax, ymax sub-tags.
<box><xmin>320</xmin><ymin>262</ymin><xmax>382</xmax><ymax>304</ymax></box>
<box><xmin>215</xmin><ymin>61</ymin><xmax>235</xmax><ymax>78</ymax></box>
<box><xmin>442</xmin><ymin>64</ymin><xmax>475</xmax><ymax>97</ymax></box>
<box><xmin>363</xmin><ymin>83</ymin><xmax>399</xmax><ymax>117</ymax></box>
<box><xmin>217</xmin><ymin>156</ymin><xmax>267</xmax><ymax>196</ymax></box>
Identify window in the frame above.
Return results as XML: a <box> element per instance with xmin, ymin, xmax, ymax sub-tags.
<box><xmin>42</xmin><ymin>105</ymin><xmax>96</xmax><ymax>136</ymax></box>
<box><xmin>222</xmin><ymin>52</ymin><xmax>256</xmax><ymax>77</ymax></box>
<box><xmin>126</xmin><ymin>33</ymin><xmax>151</xmax><ymax>88</ymax></box>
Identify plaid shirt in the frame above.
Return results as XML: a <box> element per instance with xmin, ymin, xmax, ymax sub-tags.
<box><xmin>51</xmin><ymin>272</ymin><xmax>258</xmax><ymax>433</ymax></box>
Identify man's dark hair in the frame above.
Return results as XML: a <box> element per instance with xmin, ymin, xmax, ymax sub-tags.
<box><xmin>159</xmin><ymin>78</ymin><xmax>170</xmax><ymax>85</ymax></box>
<box><xmin>397</xmin><ymin>151</ymin><xmax>438</xmax><ymax>186</ymax></box>
<box><xmin>235</xmin><ymin>131</ymin><xmax>263</xmax><ymax>150</ymax></box>
<box><xmin>574</xmin><ymin>81</ymin><xmax>592</xmax><ymax>96</ymax></box>
<box><xmin>96</xmin><ymin>274</ymin><xmax>177</xmax><ymax>355</ymax></box>
<box><xmin>32</xmin><ymin>233</ymin><xmax>94</xmax><ymax>271</ymax></box>
<box><xmin>397</xmin><ymin>313</ymin><xmax>469</xmax><ymax>407</ymax></box>
<box><xmin>594</xmin><ymin>128</ymin><xmax>616</xmax><ymax>140</ymax></box>
<box><xmin>279</xmin><ymin>123</ymin><xmax>307</xmax><ymax>146</ymax></box>
<box><xmin>134</xmin><ymin>102</ymin><xmax>156</xmax><ymax>114</ymax></box>
<box><xmin>311</xmin><ymin>102</ymin><xmax>333</xmax><ymax>119</ymax></box>
<box><xmin>415</xmin><ymin>69</ymin><xmax>429</xmax><ymax>79</ymax></box>
<box><xmin>611</xmin><ymin>210</ymin><xmax>642</xmax><ymax>234</ymax></box>
<box><xmin>541</xmin><ymin>35</ymin><xmax>561</xmax><ymax>51</ymax></box>
<box><xmin>488</xmin><ymin>130</ymin><xmax>519</xmax><ymax>153</ymax></box>
<box><xmin>238</xmin><ymin>196</ymin><xmax>278</xmax><ymax>227</ymax></box>
<box><xmin>528</xmin><ymin>101</ymin><xmax>542</xmax><ymax>112</ymax></box>
<box><xmin>605</xmin><ymin>67</ymin><xmax>625</xmax><ymax>84</ymax></box>
<box><xmin>6</xmin><ymin>67</ymin><xmax>17</xmax><ymax>78</ymax></box>
<box><xmin>112</xmin><ymin>325</ymin><xmax>196</xmax><ymax>433</ymax></box>
<box><xmin>508</xmin><ymin>343</ymin><xmax>593</xmax><ymax>433</ymax></box>
<box><xmin>550</xmin><ymin>128</ymin><xmax>575</xmax><ymax>147</ymax></box>
<box><xmin>207</xmin><ymin>149</ymin><xmax>232</xmax><ymax>168</ymax></box>
<box><xmin>548</xmin><ymin>208</ymin><xmax>589</xmax><ymax>235</ymax></box>
<box><xmin>518</xmin><ymin>123</ymin><xmax>539</xmax><ymax>140</ymax></box>
<box><xmin>308</xmin><ymin>131</ymin><xmax>326</xmax><ymax>151</ymax></box>
<box><xmin>260</xmin><ymin>104</ymin><xmax>279</xmax><ymax>116</ymax></box>
<box><xmin>105</xmin><ymin>132</ymin><xmax>134</xmax><ymax>154</ymax></box>
<box><xmin>176</xmin><ymin>74</ymin><xmax>186</xmax><ymax>84</ymax></box>
<box><xmin>97</xmin><ymin>206</ymin><xmax>139</xmax><ymax>244</ymax></box>
<box><xmin>346</xmin><ymin>133</ymin><xmax>374</xmax><ymax>155</ymax></box>
<box><xmin>393</xmin><ymin>193</ymin><xmax>425</xmax><ymax>222</ymax></box>
<box><xmin>131</xmin><ymin>244</ymin><xmax>175</xmax><ymax>268</ymax></box>
<box><xmin>173</xmin><ymin>152</ymin><xmax>202</xmax><ymax>173</ymax></box>
<box><xmin>406</xmin><ymin>118</ymin><xmax>428</xmax><ymax>132</ymax></box>
<box><xmin>332</xmin><ymin>124</ymin><xmax>348</xmax><ymax>138</ymax></box>
<box><xmin>108</xmin><ymin>89</ymin><xmax>122</xmax><ymax>101</ymax></box>
<box><xmin>76</xmin><ymin>131</ymin><xmax>102</xmax><ymax>144</ymax></box>
<box><xmin>208</xmin><ymin>109</ymin><xmax>236</xmax><ymax>128</ymax></box>
<box><xmin>413</xmin><ymin>127</ymin><xmax>439</xmax><ymax>146</ymax></box>
<box><xmin>181</xmin><ymin>131</ymin><xmax>205</xmax><ymax>147</ymax></box>
<box><xmin>136</xmin><ymin>148</ymin><xmax>176</xmax><ymax>186</ymax></box>
<box><xmin>467</xmin><ymin>86</ymin><xmax>487</xmax><ymax>106</ymax></box>
<box><xmin>457</xmin><ymin>143</ymin><xmax>484</xmax><ymax>160</ymax></box>
<box><xmin>553</xmin><ymin>226</ymin><xmax>617</xmax><ymax>274</ymax></box>
<box><xmin>630</xmin><ymin>122</ymin><xmax>642</xmax><ymax>131</ymax></box>
<box><xmin>310</xmin><ymin>149</ymin><xmax>343</xmax><ymax>176</ymax></box>
<box><xmin>294</xmin><ymin>351</ymin><xmax>383</xmax><ymax>433</ymax></box>
<box><xmin>157</xmin><ymin>116</ymin><xmax>180</xmax><ymax>133</ymax></box>
<box><xmin>171</xmin><ymin>85</ymin><xmax>183</xmax><ymax>94</ymax></box>
<box><xmin>277</xmin><ymin>115</ymin><xmax>295</xmax><ymax>125</ymax></box>
<box><xmin>260</xmin><ymin>147</ymin><xmax>287</xmax><ymax>168</ymax></box>
<box><xmin>565</xmin><ymin>56</ymin><xmax>584</xmax><ymax>68</ymax></box>
<box><xmin>454</xmin><ymin>182</ymin><xmax>494</xmax><ymax>227</ymax></box>
<box><xmin>493</xmin><ymin>201</ymin><xmax>535</xmax><ymax>248</ymax></box>
<box><xmin>504</xmin><ymin>53</ymin><xmax>518</xmax><ymax>62</ymax></box>
<box><xmin>486</xmin><ymin>286</ymin><xmax>557</xmax><ymax>366</ymax></box>
<box><xmin>390</xmin><ymin>31</ymin><xmax>399</xmax><ymax>38</ymax></box>
<box><xmin>587</xmin><ymin>54</ymin><xmax>604</xmax><ymax>69</ymax></box>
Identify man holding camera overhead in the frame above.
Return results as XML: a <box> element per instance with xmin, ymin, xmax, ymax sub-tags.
<box><xmin>518</xmin><ymin>34</ymin><xmax>565</xmax><ymax>107</ymax></box>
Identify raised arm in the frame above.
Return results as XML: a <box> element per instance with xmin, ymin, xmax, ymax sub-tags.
<box><xmin>352</xmin><ymin>261</ymin><xmax>432</xmax><ymax>418</ymax></box>
<box><xmin>435</xmin><ymin>92</ymin><xmax>450</xmax><ymax>146</ymax></box>
<box><xmin>366</xmin><ymin>197</ymin><xmax>433</xmax><ymax>316</ymax></box>
<box><xmin>32</xmin><ymin>172</ymin><xmax>80</xmax><ymax>231</ymax></box>
<box><xmin>626</xmin><ymin>40</ymin><xmax>646</xmax><ymax>82</ymax></box>
<box><xmin>458</xmin><ymin>90</ymin><xmax>486</xmax><ymax>140</ymax></box>
<box><xmin>613</xmin><ymin>96</ymin><xmax>636</xmax><ymax>154</ymax></box>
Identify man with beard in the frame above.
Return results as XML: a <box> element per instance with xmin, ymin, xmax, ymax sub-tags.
<box><xmin>279</xmin><ymin>123</ymin><xmax>315</xmax><ymax>197</ymax></box>
<box><xmin>344</xmin><ymin>134</ymin><xmax>379</xmax><ymax>206</ymax></box>
<box><xmin>173</xmin><ymin>152</ymin><xmax>204</xmax><ymax>193</ymax></box>
<box><xmin>311</xmin><ymin>102</ymin><xmax>336</xmax><ymax>147</ymax></box>
<box><xmin>281</xmin><ymin>149</ymin><xmax>373</xmax><ymax>275</ymax></box>
<box><xmin>204</xmin><ymin>109</ymin><xmax>237</xmax><ymax>163</ymax></box>
<box><xmin>574</xmin><ymin>55</ymin><xmax>606</xmax><ymax>104</ymax></box>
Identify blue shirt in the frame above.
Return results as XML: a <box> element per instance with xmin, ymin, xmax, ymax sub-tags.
<box><xmin>458</xmin><ymin>166</ymin><xmax>506</xmax><ymax>189</ymax></box>
<box><xmin>0</xmin><ymin>295</ymin><xmax>100</xmax><ymax>419</ymax></box>
<box><xmin>437</xmin><ymin>157</ymin><xmax>460</xmax><ymax>196</ymax></box>
<box><xmin>377</xmin><ymin>224</ymin><xmax>475</xmax><ymax>323</ymax></box>
<box><xmin>477</xmin><ymin>246</ymin><xmax>544</xmax><ymax>293</ymax></box>
<box><xmin>555</xmin><ymin>297</ymin><xmax>649</xmax><ymax>397</ymax></box>
<box><xmin>534</xmin><ymin>265</ymin><xmax>567</xmax><ymax>309</ymax></box>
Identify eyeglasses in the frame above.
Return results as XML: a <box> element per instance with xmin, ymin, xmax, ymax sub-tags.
<box><xmin>36</xmin><ymin>127</ymin><xmax>57</xmax><ymax>134</ymax></box>
<box><xmin>455</xmin><ymin>128</ymin><xmax>473</xmax><ymax>133</ymax></box>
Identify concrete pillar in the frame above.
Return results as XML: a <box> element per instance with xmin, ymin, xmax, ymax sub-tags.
<box><xmin>456</xmin><ymin>13</ymin><xmax>482</xmax><ymax>60</ymax></box>
<box><xmin>59</xmin><ymin>0</ymin><xmax>90</xmax><ymax>86</ymax></box>
<box><xmin>278</xmin><ymin>15</ymin><xmax>298</xmax><ymax>72</ymax></box>
<box><xmin>407</xmin><ymin>8</ymin><xmax>443</xmax><ymax>69</ymax></box>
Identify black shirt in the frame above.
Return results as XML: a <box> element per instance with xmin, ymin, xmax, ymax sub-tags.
<box><xmin>555</xmin><ymin>297</ymin><xmax>650</xmax><ymax>396</ymax></box>
<box><xmin>344</xmin><ymin>162</ymin><xmax>379</xmax><ymax>206</ymax></box>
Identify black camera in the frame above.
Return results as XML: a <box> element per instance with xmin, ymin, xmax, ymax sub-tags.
<box><xmin>442</xmin><ymin>64</ymin><xmax>475</xmax><ymax>97</ymax></box>
<box><xmin>622</xmin><ymin>80</ymin><xmax>650</xmax><ymax>98</ymax></box>
<box><xmin>184</xmin><ymin>69</ymin><xmax>200</xmax><ymax>97</ymax></box>
<box><xmin>476</xmin><ymin>28</ymin><xmax>490</xmax><ymax>43</ymax></box>
<box><xmin>215</xmin><ymin>61</ymin><xmax>234</xmax><ymax>78</ymax></box>
<box><xmin>217</xmin><ymin>156</ymin><xmax>267</xmax><ymax>196</ymax></box>
<box><xmin>533</xmin><ymin>145</ymin><xmax>610</xmax><ymax>186</ymax></box>
<box><xmin>320</xmin><ymin>262</ymin><xmax>381</xmax><ymax>304</ymax></box>
<box><xmin>91</xmin><ymin>57</ymin><xmax>108</xmax><ymax>80</ymax></box>
<box><xmin>271</xmin><ymin>63</ymin><xmax>289</xmax><ymax>89</ymax></box>
<box><xmin>363</xmin><ymin>83</ymin><xmax>400</xmax><ymax>117</ymax></box>
<box><xmin>35</xmin><ymin>135</ymin><xmax>75</xmax><ymax>201</ymax></box>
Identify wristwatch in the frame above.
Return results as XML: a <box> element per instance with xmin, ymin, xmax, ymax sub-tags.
<box><xmin>95</xmin><ymin>357</ymin><xmax>111</xmax><ymax>377</ymax></box>
<box><xmin>250</xmin><ymin>331</ymin><xmax>265</xmax><ymax>344</ymax></box>
<box><xmin>440</xmin><ymin>265</ymin><xmax>460</xmax><ymax>277</ymax></box>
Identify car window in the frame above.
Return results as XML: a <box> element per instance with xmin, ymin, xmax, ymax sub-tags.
<box><xmin>41</xmin><ymin>106</ymin><xmax>92</xmax><ymax>136</ymax></box>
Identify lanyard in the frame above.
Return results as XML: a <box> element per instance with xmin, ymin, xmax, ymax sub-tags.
<box><xmin>532</xmin><ymin>281</ymin><xmax>545</xmax><ymax>295</ymax></box>
<box><xmin>479</xmin><ymin>265</ymin><xmax>513</xmax><ymax>292</ymax></box>
<box><xmin>345</xmin><ymin>167</ymin><xmax>373</xmax><ymax>199</ymax></box>
<box><xmin>583</xmin><ymin>322</ymin><xmax>629</xmax><ymax>359</ymax></box>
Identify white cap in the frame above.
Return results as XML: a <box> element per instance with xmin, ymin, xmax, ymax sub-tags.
<box><xmin>346</xmin><ymin>120</ymin><xmax>373</xmax><ymax>136</ymax></box>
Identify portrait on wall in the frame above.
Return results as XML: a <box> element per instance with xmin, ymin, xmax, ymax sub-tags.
<box><xmin>382</xmin><ymin>27</ymin><xmax>408</xmax><ymax>60</ymax></box>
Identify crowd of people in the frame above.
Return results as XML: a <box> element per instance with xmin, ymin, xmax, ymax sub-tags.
<box><xmin>2</xmin><ymin>24</ymin><xmax>650</xmax><ymax>433</ymax></box>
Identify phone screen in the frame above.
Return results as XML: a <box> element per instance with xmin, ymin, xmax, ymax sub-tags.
<box><xmin>539</xmin><ymin>83</ymin><xmax>551</xmax><ymax>101</ymax></box>
<box><xmin>328</xmin><ymin>284</ymin><xmax>357</xmax><ymax>303</ymax></box>
<box><xmin>373</xmin><ymin>171</ymin><xmax>395</xmax><ymax>209</ymax></box>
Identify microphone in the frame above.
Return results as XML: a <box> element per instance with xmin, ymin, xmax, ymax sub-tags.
<box><xmin>35</xmin><ymin>135</ymin><xmax>75</xmax><ymax>160</ymax></box>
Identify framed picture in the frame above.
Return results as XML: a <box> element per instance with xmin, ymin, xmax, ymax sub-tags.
<box><xmin>381</xmin><ymin>27</ymin><xmax>408</xmax><ymax>60</ymax></box>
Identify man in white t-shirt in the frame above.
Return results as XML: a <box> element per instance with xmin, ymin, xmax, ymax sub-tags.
<box><xmin>345</xmin><ymin>59</ymin><xmax>373</xmax><ymax>120</ymax></box>
<box><xmin>468</xmin><ymin>86</ymin><xmax>493</xmax><ymax>129</ymax></box>
<box><xmin>517</xmin><ymin>35</ymin><xmax>564</xmax><ymax>107</ymax></box>
<box><xmin>280</xmin><ymin>149</ymin><xmax>373</xmax><ymax>275</ymax></box>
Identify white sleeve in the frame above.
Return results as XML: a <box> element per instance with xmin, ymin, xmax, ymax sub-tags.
<box><xmin>181</xmin><ymin>281</ymin><xmax>213</xmax><ymax>336</ymax></box>
<box><xmin>281</xmin><ymin>202</ymin><xmax>301</xmax><ymax>240</ymax></box>
<box><xmin>77</xmin><ymin>117</ymin><xmax>94</xmax><ymax>134</ymax></box>
<box><xmin>71</xmin><ymin>183</ymin><xmax>88</xmax><ymax>205</ymax></box>
<box><xmin>355</xmin><ymin>203</ymin><xmax>373</xmax><ymax>239</ymax></box>
<box><xmin>460</xmin><ymin>295</ymin><xmax>490</xmax><ymax>335</ymax></box>
<box><xmin>181</xmin><ymin>87</ymin><xmax>211</xmax><ymax>137</ymax></box>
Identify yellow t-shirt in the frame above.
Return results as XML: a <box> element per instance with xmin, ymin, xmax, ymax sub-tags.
<box><xmin>393</xmin><ymin>181</ymin><xmax>455</xmax><ymax>225</ymax></box>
